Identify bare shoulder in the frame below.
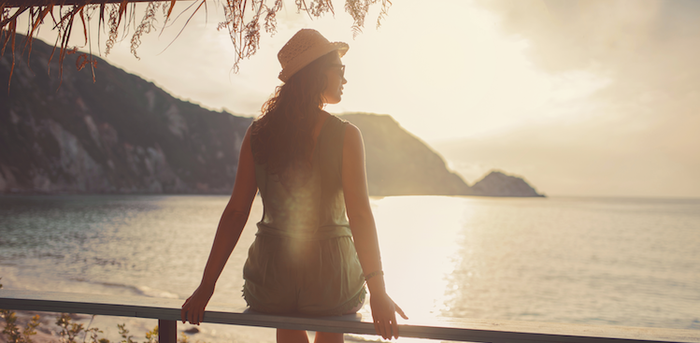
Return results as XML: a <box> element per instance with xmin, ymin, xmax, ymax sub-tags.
<box><xmin>343</xmin><ymin>122</ymin><xmax>365</xmax><ymax>161</ymax></box>
<box><xmin>343</xmin><ymin>122</ymin><xmax>363</xmax><ymax>142</ymax></box>
<box><xmin>245</xmin><ymin>121</ymin><xmax>255</xmax><ymax>136</ymax></box>
<box><xmin>242</xmin><ymin>123</ymin><xmax>256</xmax><ymax>147</ymax></box>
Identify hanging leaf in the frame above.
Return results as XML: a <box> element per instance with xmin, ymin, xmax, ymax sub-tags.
<box><xmin>1</xmin><ymin>0</ymin><xmax>391</xmax><ymax>87</ymax></box>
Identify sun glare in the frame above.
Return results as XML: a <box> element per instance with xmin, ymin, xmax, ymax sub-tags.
<box><xmin>369</xmin><ymin>196</ymin><xmax>464</xmax><ymax>321</ymax></box>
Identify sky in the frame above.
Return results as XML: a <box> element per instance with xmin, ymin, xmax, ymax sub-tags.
<box><xmin>17</xmin><ymin>0</ymin><xmax>700</xmax><ymax>198</ymax></box>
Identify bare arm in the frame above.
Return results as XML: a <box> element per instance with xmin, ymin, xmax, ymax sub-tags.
<box><xmin>342</xmin><ymin>123</ymin><xmax>407</xmax><ymax>340</ymax></box>
<box><xmin>181</xmin><ymin>125</ymin><xmax>258</xmax><ymax>325</ymax></box>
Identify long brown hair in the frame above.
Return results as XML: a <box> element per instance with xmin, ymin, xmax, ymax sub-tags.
<box><xmin>251</xmin><ymin>51</ymin><xmax>339</xmax><ymax>175</ymax></box>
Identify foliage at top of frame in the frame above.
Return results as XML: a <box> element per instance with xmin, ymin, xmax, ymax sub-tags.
<box><xmin>0</xmin><ymin>0</ymin><xmax>391</xmax><ymax>86</ymax></box>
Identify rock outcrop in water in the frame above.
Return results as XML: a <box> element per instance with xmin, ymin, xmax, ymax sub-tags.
<box><xmin>472</xmin><ymin>170</ymin><xmax>545</xmax><ymax>197</ymax></box>
<box><xmin>1</xmin><ymin>34</ymin><xmax>542</xmax><ymax>197</ymax></box>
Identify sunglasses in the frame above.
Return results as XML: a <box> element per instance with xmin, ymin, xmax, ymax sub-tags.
<box><xmin>328</xmin><ymin>64</ymin><xmax>346</xmax><ymax>78</ymax></box>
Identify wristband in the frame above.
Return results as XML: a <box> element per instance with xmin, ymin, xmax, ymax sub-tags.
<box><xmin>364</xmin><ymin>270</ymin><xmax>383</xmax><ymax>281</ymax></box>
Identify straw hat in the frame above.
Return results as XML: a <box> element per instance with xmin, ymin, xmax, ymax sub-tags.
<box><xmin>277</xmin><ymin>29</ymin><xmax>349</xmax><ymax>82</ymax></box>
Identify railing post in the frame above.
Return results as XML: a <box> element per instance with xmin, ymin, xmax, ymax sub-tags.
<box><xmin>158</xmin><ymin>319</ymin><xmax>177</xmax><ymax>343</ymax></box>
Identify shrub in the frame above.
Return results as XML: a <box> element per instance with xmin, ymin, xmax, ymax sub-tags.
<box><xmin>1</xmin><ymin>280</ymin><xmax>198</xmax><ymax>343</ymax></box>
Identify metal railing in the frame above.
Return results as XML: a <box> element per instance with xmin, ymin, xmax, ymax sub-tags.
<box><xmin>1</xmin><ymin>290</ymin><xmax>699</xmax><ymax>343</ymax></box>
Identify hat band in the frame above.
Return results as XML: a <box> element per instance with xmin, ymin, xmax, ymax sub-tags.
<box><xmin>279</xmin><ymin>43</ymin><xmax>347</xmax><ymax>82</ymax></box>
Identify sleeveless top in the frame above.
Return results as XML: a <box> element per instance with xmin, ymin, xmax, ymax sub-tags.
<box><xmin>242</xmin><ymin>115</ymin><xmax>366</xmax><ymax>316</ymax></box>
<box><xmin>254</xmin><ymin>115</ymin><xmax>352</xmax><ymax>241</ymax></box>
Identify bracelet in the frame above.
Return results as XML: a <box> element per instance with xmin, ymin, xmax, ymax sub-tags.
<box><xmin>364</xmin><ymin>270</ymin><xmax>383</xmax><ymax>281</ymax></box>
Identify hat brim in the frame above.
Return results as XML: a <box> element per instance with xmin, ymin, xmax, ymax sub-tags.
<box><xmin>278</xmin><ymin>41</ymin><xmax>348</xmax><ymax>82</ymax></box>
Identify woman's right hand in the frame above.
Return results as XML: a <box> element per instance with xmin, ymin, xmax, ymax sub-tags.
<box><xmin>369</xmin><ymin>292</ymin><xmax>408</xmax><ymax>340</ymax></box>
<box><xmin>181</xmin><ymin>283</ymin><xmax>215</xmax><ymax>325</ymax></box>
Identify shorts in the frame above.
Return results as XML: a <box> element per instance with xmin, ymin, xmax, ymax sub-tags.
<box><xmin>242</xmin><ymin>233</ymin><xmax>366</xmax><ymax>316</ymax></box>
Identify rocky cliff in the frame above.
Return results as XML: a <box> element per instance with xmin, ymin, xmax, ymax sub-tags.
<box><xmin>1</xmin><ymin>34</ymin><xmax>251</xmax><ymax>194</ymax></box>
<box><xmin>341</xmin><ymin>113</ymin><xmax>472</xmax><ymax>196</ymax></box>
<box><xmin>1</xmin><ymin>34</ymin><xmax>541</xmax><ymax>197</ymax></box>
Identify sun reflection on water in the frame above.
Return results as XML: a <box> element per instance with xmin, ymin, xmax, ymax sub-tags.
<box><xmin>348</xmin><ymin>196</ymin><xmax>475</xmax><ymax>342</ymax></box>
<box><xmin>2</xmin><ymin>195</ymin><xmax>698</xmax><ymax>342</ymax></box>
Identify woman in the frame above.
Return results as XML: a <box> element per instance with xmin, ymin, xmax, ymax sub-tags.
<box><xmin>181</xmin><ymin>29</ymin><xmax>407</xmax><ymax>343</ymax></box>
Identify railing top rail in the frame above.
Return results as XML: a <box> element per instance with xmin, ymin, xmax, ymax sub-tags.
<box><xmin>1</xmin><ymin>290</ymin><xmax>698</xmax><ymax>343</ymax></box>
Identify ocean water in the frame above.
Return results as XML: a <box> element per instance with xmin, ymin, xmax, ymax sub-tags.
<box><xmin>0</xmin><ymin>195</ymin><xmax>699</xmax><ymax>342</ymax></box>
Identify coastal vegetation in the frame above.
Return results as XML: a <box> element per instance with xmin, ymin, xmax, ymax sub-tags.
<box><xmin>1</xmin><ymin>279</ymin><xmax>196</xmax><ymax>343</ymax></box>
<box><xmin>0</xmin><ymin>0</ymin><xmax>390</xmax><ymax>85</ymax></box>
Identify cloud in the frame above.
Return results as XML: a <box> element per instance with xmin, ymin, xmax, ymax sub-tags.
<box><xmin>477</xmin><ymin>0</ymin><xmax>700</xmax><ymax>105</ymax></box>
<box><xmin>461</xmin><ymin>0</ymin><xmax>700</xmax><ymax>197</ymax></box>
<box><xmin>14</xmin><ymin>0</ymin><xmax>699</xmax><ymax>197</ymax></box>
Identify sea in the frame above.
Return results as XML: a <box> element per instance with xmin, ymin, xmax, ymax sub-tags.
<box><xmin>0</xmin><ymin>194</ymin><xmax>699</xmax><ymax>342</ymax></box>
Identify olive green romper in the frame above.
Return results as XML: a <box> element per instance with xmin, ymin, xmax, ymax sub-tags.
<box><xmin>242</xmin><ymin>115</ymin><xmax>366</xmax><ymax>316</ymax></box>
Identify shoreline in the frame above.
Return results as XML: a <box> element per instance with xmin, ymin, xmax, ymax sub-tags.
<box><xmin>0</xmin><ymin>309</ymin><xmax>280</xmax><ymax>343</ymax></box>
<box><xmin>0</xmin><ymin>309</ymin><xmax>383</xmax><ymax>343</ymax></box>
